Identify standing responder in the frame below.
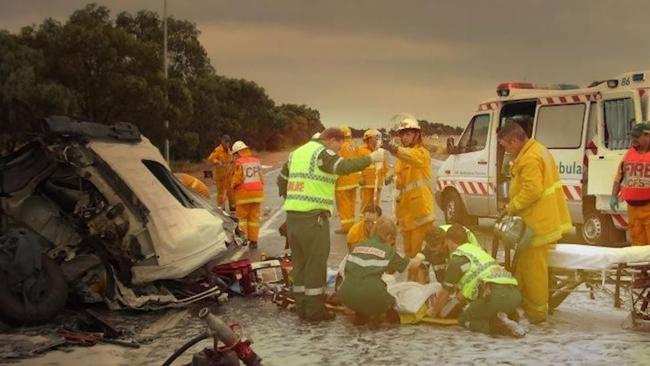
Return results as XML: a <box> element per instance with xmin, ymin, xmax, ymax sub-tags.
<box><xmin>231</xmin><ymin>140</ymin><xmax>264</xmax><ymax>249</ymax></box>
<box><xmin>610</xmin><ymin>122</ymin><xmax>650</xmax><ymax>245</ymax></box>
<box><xmin>174</xmin><ymin>173</ymin><xmax>210</xmax><ymax>199</ymax></box>
<box><xmin>429</xmin><ymin>224</ymin><xmax>526</xmax><ymax>337</ymax></box>
<box><xmin>358</xmin><ymin>129</ymin><xmax>388</xmax><ymax>213</ymax></box>
<box><xmin>335</xmin><ymin>125</ymin><xmax>360</xmax><ymax>234</ymax></box>
<box><xmin>208</xmin><ymin>135</ymin><xmax>235</xmax><ymax>212</ymax></box>
<box><xmin>279</xmin><ymin>127</ymin><xmax>385</xmax><ymax>321</ymax></box>
<box><xmin>497</xmin><ymin>119</ymin><xmax>571</xmax><ymax>324</ymax></box>
<box><xmin>383</xmin><ymin>114</ymin><xmax>435</xmax><ymax>281</ymax></box>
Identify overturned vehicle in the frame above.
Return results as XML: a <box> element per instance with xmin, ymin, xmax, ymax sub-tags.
<box><xmin>0</xmin><ymin>116</ymin><xmax>242</xmax><ymax>324</ymax></box>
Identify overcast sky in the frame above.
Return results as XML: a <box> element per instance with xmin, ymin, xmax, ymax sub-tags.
<box><xmin>2</xmin><ymin>1</ymin><xmax>649</xmax><ymax>129</ymax></box>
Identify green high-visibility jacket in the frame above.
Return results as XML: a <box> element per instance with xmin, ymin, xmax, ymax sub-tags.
<box><xmin>453</xmin><ymin>243</ymin><xmax>517</xmax><ymax>301</ymax></box>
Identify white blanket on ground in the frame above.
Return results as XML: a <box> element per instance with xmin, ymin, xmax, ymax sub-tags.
<box><xmin>386</xmin><ymin>281</ymin><xmax>441</xmax><ymax>314</ymax></box>
<box><xmin>548</xmin><ymin>244</ymin><xmax>650</xmax><ymax>270</ymax></box>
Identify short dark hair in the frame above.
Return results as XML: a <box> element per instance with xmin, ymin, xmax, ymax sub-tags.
<box><xmin>497</xmin><ymin>120</ymin><xmax>528</xmax><ymax>141</ymax></box>
<box><xmin>363</xmin><ymin>204</ymin><xmax>382</xmax><ymax>216</ymax></box>
<box><xmin>320</xmin><ymin>127</ymin><xmax>345</xmax><ymax>141</ymax></box>
<box><xmin>424</xmin><ymin>226</ymin><xmax>446</xmax><ymax>247</ymax></box>
<box><xmin>446</xmin><ymin>224</ymin><xmax>469</xmax><ymax>245</ymax></box>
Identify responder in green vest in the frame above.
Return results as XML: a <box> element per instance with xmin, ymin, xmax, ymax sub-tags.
<box><xmin>429</xmin><ymin>224</ymin><xmax>527</xmax><ymax>337</ymax></box>
<box><xmin>339</xmin><ymin>217</ymin><xmax>425</xmax><ymax>328</ymax></box>
<box><xmin>278</xmin><ymin>127</ymin><xmax>386</xmax><ymax>321</ymax></box>
<box><xmin>422</xmin><ymin>224</ymin><xmax>481</xmax><ymax>282</ymax></box>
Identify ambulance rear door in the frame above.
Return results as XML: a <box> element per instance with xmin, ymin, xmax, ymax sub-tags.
<box><xmin>451</xmin><ymin>112</ymin><xmax>493</xmax><ymax>217</ymax></box>
<box><xmin>588</xmin><ymin>88</ymin><xmax>642</xmax><ymax>212</ymax></box>
<box><xmin>532</xmin><ymin>98</ymin><xmax>590</xmax><ymax>222</ymax></box>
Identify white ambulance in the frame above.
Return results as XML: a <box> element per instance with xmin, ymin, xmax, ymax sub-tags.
<box><xmin>435</xmin><ymin>71</ymin><xmax>650</xmax><ymax>245</ymax></box>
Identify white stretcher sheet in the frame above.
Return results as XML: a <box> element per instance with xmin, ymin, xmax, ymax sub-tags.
<box><xmin>548</xmin><ymin>244</ymin><xmax>650</xmax><ymax>270</ymax></box>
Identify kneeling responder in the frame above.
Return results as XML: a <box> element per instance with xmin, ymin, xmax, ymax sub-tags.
<box><xmin>339</xmin><ymin>217</ymin><xmax>424</xmax><ymax>328</ymax></box>
<box><xmin>279</xmin><ymin>127</ymin><xmax>385</xmax><ymax>321</ymax></box>
<box><xmin>422</xmin><ymin>224</ymin><xmax>480</xmax><ymax>283</ymax></box>
<box><xmin>346</xmin><ymin>204</ymin><xmax>383</xmax><ymax>251</ymax></box>
<box><xmin>383</xmin><ymin>114</ymin><xmax>435</xmax><ymax>281</ymax></box>
<box><xmin>611</xmin><ymin>122</ymin><xmax>650</xmax><ymax>246</ymax></box>
<box><xmin>231</xmin><ymin>140</ymin><xmax>264</xmax><ymax>249</ymax></box>
<box><xmin>429</xmin><ymin>224</ymin><xmax>526</xmax><ymax>337</ymax></box>
<box><xmin>358</xmin><ymin>129</ymin><xmax>388</xmax><ymax>213</ymax></box>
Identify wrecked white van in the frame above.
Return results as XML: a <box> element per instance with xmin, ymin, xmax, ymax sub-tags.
<box><xmin>0</xmin><ymin>116</ymin><xmax>241</xmax><ymax>324</ymax></box>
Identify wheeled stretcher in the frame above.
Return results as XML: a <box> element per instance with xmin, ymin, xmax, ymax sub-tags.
<box><xmin>546</xmin><ymin>244</ymin><xmax>650</xmax><ymax>327</ymax></box>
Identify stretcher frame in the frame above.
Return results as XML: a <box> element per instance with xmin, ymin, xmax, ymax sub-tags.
<box><xmin>491</xmin><ymin>238</ymin><xmax>635</xmax><ymax>312</ymax></box>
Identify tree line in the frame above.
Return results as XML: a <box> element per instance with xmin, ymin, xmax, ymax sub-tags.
<box><xmin>0</xmin><ymin>3</ymin><xmax>462</xmax><ymax>159</ymax></box>
<box><xmin>0</xmin><ymin>4</ymin><xmax>322</xmax><ymax>159</ymax></box>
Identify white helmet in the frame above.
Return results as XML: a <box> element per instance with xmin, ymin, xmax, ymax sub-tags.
<box><xmin>363</xmin><ymin>129</ymin><xmax>380</xmax><ymax>140</ymax></box>
<box><xmin>232</xmin><ymin>140</ymin><xmax>249</xmax><ymax>153</ymax></box>
<box><xmin>391</xmin><ymin>112</ymin><xmax>420</xmax><ymax>131</ymax></box>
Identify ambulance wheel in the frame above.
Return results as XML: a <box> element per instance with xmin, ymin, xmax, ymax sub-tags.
<box><xmin>581</xmin><ymin>211</ymin><xmax>615</xmax><ymax>246</ymax></box>
<box><xmin>443</xmin><ymin>191</ymin><xmax>467</xmax><ymax>225</ymax></box>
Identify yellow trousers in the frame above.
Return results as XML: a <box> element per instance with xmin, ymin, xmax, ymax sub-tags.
<box><xmin>335</xmin><ymin>188</ymin><xmax>357</xmax><ymax>232</ymax></box>
<box><xmin>236</xmin><ymin>203</ymin><xmax>261</xmax><ymax>242</ymax></box>
<box><xmin>360</xmin><ymin>188</ymin><xmax>381</xmax><ymax>213</ymax></box>
<box><xmin>628</xmin><ymin>204</ymin><xmax>650</xmax><ymax>246</ymax></box>
<box><xmin>215</xmin><ymin>177</ymin><xmax>235</xmax><ymax>210</ymax></box>
<box><xmin>402</xmin><ymin>223</ymin><xmax>429</xmax><ymax>281</ymax></box>
<box><xmin>515</xmin><ymin>244</ymin><xmax>551</xmax><ymax>323</ymax></box>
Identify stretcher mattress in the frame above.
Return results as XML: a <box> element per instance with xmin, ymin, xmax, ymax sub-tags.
<box><xmin>548</xmin><ymin>244</ymin><xmax>650</xmax><ymax>270</ymax></box>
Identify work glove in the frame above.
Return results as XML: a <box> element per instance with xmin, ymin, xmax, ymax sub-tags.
<box><xmin>381</xmin><ymin>139</ymin><xmax>399</xmax><ymax>155</ymax></box>
<box><xmin>409</xmin><ymin>253</ymin><xmax>425</xmax><ymax>268</ymax></box>
<box><xmin>609</xmin><ymin>195</ymin><xmax>619</xmax><ymax>211</ymax></box>
<box><xmin>370</xmin><ymin>148</ymin><xmax>386</xmax><ymax>163</ymax></box>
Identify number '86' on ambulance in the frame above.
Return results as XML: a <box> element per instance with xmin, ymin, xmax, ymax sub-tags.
<box><xmin>435</xmin><ymin>71</ymin><xmax>650</xmax><ymax>245</ymax></box>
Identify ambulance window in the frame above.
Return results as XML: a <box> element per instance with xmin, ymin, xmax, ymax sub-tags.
<box><xmin>603</xmin><ymin>98</ymin><xmax>635</xmax><ymax>150</ymax></box>
<box><xmin>535</xmin><ymin>104</ymin><xmax>585</xmax><ymax>149</ymax></box>
<box><xmin>458</xmin><ymin>114</ymin><xmax>490</xmax><ymax>153</ymax></box>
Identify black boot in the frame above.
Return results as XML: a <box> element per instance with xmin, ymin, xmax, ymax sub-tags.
<box><xmin>353</xmin><ymin>312</ymin><xmax>368</xmax><ymax>326</ymax></box>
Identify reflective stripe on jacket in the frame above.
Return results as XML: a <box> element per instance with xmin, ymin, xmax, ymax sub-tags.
<box><xmin>395</xmin><ymin>144</ymin><xmax>435</xmax><ymax>231</ymax></box>
<box><xmin>620</xmin><ymin>147</ymin><xmax>650</xmax><ymax>201</ymax></box>
<box><xmin>232</xmin><ymin>151</ymin><xmax>264</xmax><ymax>205</ymax></box>
<box><xmin>508</xmin><ymin>138</ymin><xmax>572</xmax><ymax>246</ymax></box>
<box><xmin>453</xmin><ymin>243</ymin><xmax>517</xmax><ymax>301</ymax></box>
<box><xmin>336</xmin><ymin>138</ymin><xmax>360</xmax><ymax>191</ymax></box>
<box><xmin>283</xmin><ymin>141</ymin><xmax>337</xmax><ymax>212</ymax></box>
<box><xmin>358</xmin><ymin>143</ymin><xmax>388</xmax><ymax>188</ymax></box>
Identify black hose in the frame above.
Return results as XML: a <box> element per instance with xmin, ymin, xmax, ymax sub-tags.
<box><xmin>161</xmin><ymin>331</ymin><xmax>210</xmax><ymax>366</ymax></box>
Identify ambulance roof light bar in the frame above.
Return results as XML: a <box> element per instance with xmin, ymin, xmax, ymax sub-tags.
<box><xmin>496</xmin><ymin>82</ymin><xmax>579</xmax><ymax>97</ymax></box>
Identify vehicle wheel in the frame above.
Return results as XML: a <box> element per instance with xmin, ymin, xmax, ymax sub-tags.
<box><xmin>0</xmin><ymin>255</ymin><xmax>68</xmax><ymax>325</ymax></box>
<box><xmin>580</xmin><ymin>211</ymin><xmax>619</xmax><ymax>246</ymax></box>
<box><xmin>443</xmin><ymin>191</ymin><xmax>466</xmax><ymax>225</ymax></box>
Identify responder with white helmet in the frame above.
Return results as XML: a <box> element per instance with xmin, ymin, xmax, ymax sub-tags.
<box><xmin>231</xmin><ymin>140</ymin><xmax>264</xmax><ymax>249</ymax></box>
<box><xmin>358</xmin><ymin>129</ymin><xmax>388</xmax><ymax>213</ymax></box>
<box><xmin>383</xmin><ymin>113</ymin><xmax>435</xmax><ymax>281</ymax></box>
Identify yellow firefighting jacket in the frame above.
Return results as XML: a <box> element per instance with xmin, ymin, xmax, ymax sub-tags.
<box><xmin>507</xmin><ymin>138</ymin><xmax>572</xmax><ymax>246</ymax></box>
<box><xmin>395</xmin><ymin>143</ymin><xmax>435</xmax><ymax>231</ymax></box>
